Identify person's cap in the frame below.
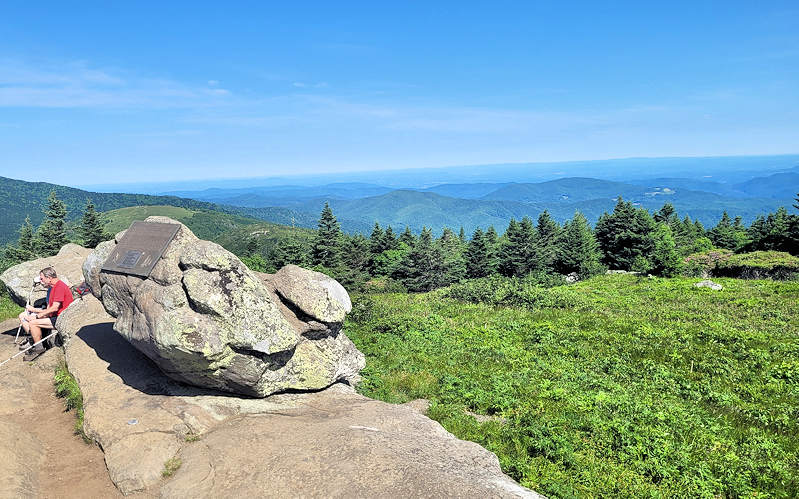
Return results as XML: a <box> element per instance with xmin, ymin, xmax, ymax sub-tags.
<box><xmin>33</xmin><ymin>276</ymin><xmax>41</xmax><ymax>283</ymax></box>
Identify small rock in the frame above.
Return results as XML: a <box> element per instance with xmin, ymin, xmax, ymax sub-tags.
<box><xmin>694</xmin><ymin>279</ymin><xmax>723</xmax><ymax>291</ymax></box>
<box><xmin>565</xmin><ymin>272</ymin><xmax>579</xmax><ymax>284</ymax></box>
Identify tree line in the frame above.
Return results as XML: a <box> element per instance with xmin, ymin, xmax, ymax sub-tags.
<box><xmin>245</xmin><ymin>195</ymin><xmax>799</xmax><ymax>292</ymax></box>
<box><xmin>1</xmin><ymin>191</ymin><xmax>105</xmax><ymax>270</ymax></box>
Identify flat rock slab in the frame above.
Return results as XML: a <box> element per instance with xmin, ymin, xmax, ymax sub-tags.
<box><xmin>62</xmin><ymin>298</ymin><xmax>541</xmax><ymax>498</ymax></box>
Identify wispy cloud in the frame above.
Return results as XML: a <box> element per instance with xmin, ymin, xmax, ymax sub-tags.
<box><xmin>292</xmin><ymin>81</ymin><xmax>328</xmax><ymax>89</ymax></box>
<box><xmin>0</xmin><ymin>58</ymin><xmax>233</xmax><ymax>108</ymax></box>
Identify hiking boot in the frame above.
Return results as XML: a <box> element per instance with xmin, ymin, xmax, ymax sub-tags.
<box><xmin>18</xmin><ymin>338</ymin><xmax>32</xmax><ymax>350</ymax></box>
<box><xmin>23</xmin><ymin>346</ymin><xmax>46</xmax><ymax>362</ymax></box>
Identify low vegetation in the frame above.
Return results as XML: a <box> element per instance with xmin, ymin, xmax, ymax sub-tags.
<box><xmin>346</xmin><ymin>275</ymin><xmax>799</xmax><ymax>497</ymax></box>
<box><xmin>53</xmin><ymin>361</ymin><xmax>91</xmax><ymax>443</ymax></box>
<box><xmin>0</xmin><ymin>289</ymin><xmax>20</xmax><ymax>322</ymax></box>
<box><xmin>161</xmin><ymin>457</ymin><xmax>182</xmax><ymax>478</ymax></box>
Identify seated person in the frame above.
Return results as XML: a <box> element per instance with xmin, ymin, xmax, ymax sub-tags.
<box><xmin>18</xmin><ymin>267</ymin><xmax>73</xmax><ymax>361</ymax></box>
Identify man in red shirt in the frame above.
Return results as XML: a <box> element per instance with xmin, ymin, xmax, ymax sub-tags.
<box><xmin>19</xmin><ymin>266</ymin><xmax>73</xmax><ymax>361</ymax></box>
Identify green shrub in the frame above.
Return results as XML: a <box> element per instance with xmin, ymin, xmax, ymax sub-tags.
<box><xmin>715</xmin><ymin>251</ymin><xmax>799</xmax><ymax>280</ymax></box>
<box><xmin>682</xmin><ymin>249</ymin><xmax>734</xmax><ymax>276</ymax></box>
<box><xmin>161</xmin><ymin>457</ymin><xmax>182</xmax><ymax>478</ymax></box>
<box><xmin>0</xmin><ymin>287</ymin><xmax>20</xmax><ymax>322</ymax></box>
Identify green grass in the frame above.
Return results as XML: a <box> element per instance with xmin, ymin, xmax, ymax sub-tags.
<box><xmin>53</xmin><ymin>361</ymin><xmax>91</xmax><ymax>443</ymax></box>
<box><xmin>0</xmin><ymin>288</ymin><xmax>21</xmax><ymax>321</ymax></box>
<box><xmin>346</xmin><ymin>275</ymin><xmax>799</xmax><ymax>498</ymax></box>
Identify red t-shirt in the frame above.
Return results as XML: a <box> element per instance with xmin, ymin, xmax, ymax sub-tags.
<box><xmin>48</xmin><ymin>280</ymin><xmax>74</xmax><ymax>316</ymax></box>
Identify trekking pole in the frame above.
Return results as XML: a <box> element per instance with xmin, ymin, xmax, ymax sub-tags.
<box><xmin>14</xmin><ymin>279</ymin><xmax>38</xmax><ymax>344</ymax></box>
<box><xmin>0</xmin><ymin>330</ymin><xmax>58</xmax><ymax>368</ymax></box>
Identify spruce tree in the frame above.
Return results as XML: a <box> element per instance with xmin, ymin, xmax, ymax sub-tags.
<box><xmin>78</xmin><ymin>199</ymin><xmax>105</xmax><ymax>248</ymax></box>
<box><xmin>399</xmin><ymin>226</ymin><xmax>416</xmax><ymax>248</ymax></box>
<box><xmin>595</xmin><ymin>198</ymin><xmax>655</xmax><ymax>270</ymax></box>
<box><xmin>709</xmin><ymin>212</ymin><xmax>738</xmax><ymax>250</ymax></box>
<box><xmin>383</xmin><ymin>226</ymin><xmax>398</xmax><ymax>251</ymax></box>
<box><xmin>536</xmin><ymin>210</ymin><xmax>561</xmax><ymax>271</ymax></box>
<box><xmin>650</xmin><ymin>223</ymin><xmax>682</xmax><ymax>277</ymax></box>
<box><xmin>397</xmin><ymin>227</ymin><xmax>443</xmax><ymax>292</ymax></box>
<box><xmin>19</xmin><ymin>216</ymin><xmax>35</xmax><ymax>257</ymax></box>
<box><xmin>311</xmin><ymin>202</ymin><xmax>342</xmax><ymax>268</ymax></box>
<box><xmin>484</xmin><ymin>225</ymin><xmax>499</xmax><ymax>274</ymax></box>
<box><xmin>369</xmin><ymin>222</ymin><xmax>385</xmax><ymax>255</ymax></box>
<box><xmin>36</xmin><ymin>190</ymin><xmax>68</xmax><ymax>256</ymax></box>
<box><xmin>272</xmin><ymin>235</ymin><xmax>310</xmax><ymax>268</ymax></box>
<box><xmin>465</xmin><ymin>228</ymin><xmax>491</xmax><ymax>278</ymax></box>
<box><xmin>555</xmin><ymin>211</ymin><xmax>603</xmax><ymax>278</ymax></box>
<box><xmin>437</xmin><ymin>228</ymin><xmax>466</xmax><ymax>285</ymax></box>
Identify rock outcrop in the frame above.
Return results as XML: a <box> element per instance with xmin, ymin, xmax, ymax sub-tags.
<box><xmin>694</xmin><ymin>279</ymin><xmax>723</xmax><ymax>291</ymax></box>
<box><xmin>1</xmin><ymin>243</ymin><xmax>90</xmax><ymax>306</ymax></box>
<box><xmin>82</xmin><ymin>217</ymin><xmax>364</xmax><ymax>397</ymax></box>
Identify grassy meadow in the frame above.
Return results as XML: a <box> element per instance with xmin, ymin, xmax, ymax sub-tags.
<box><xmin>346</xmin><ymin>275</ymin><xmax>799</xmax><ymax>497</ymax></box>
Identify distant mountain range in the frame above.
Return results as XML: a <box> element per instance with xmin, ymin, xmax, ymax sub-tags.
<box><xmin>2</xmin><ymin>155</ymin><xmax>797</xmax><ymax>245</ymax></box>
<box><xmin>156</xmin><ymin>172</ymin><xmax>798</xmax><ymax>235</ymax></box>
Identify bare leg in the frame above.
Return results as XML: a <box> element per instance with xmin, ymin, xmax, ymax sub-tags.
<box><xmin>28</xmin><ymin>318</ymin><xmax>54</xmax><ymax>345</ymax></box>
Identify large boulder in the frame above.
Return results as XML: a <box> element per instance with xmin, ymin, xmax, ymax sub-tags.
<box><xmin>1</xmin><ymin>243</ymin><xmax>90</xmax><ymax>306</ymax></box>
<box><xmin>83</xmin><ymin>217</ymin><xmax>364</xmax><ymax>397</ymax></box>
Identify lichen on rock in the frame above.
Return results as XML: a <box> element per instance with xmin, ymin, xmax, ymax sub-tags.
<box><xmin>83</xmin><ymin>216</ymin><xmax>364</xmax><ymax>397</ymax></box>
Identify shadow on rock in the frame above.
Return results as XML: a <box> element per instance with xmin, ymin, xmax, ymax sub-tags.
<box><xmin>75</xmin><ymin>321</ymin><xmax>240</xmax><ymax>399</ymax></box>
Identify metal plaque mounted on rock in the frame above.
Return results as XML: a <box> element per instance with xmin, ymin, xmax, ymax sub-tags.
<box><xmin>101</xmin><ymin>221</ymin><xmax>180</xmax><ymax>277</ymax></box>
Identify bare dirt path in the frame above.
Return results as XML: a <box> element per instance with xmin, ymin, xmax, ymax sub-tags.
<box><xmin>0</xmin><ymin>319</ymin><xmax>125</xmax><ymax>499</ymax></box>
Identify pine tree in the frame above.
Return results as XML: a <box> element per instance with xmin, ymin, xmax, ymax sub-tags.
<box><xmin>554</xmin><ymin>211</ymin><xmax>603</xmax><ymax>278</ymax></box>
<box><xmin>536</xmin><ymin>210</ymin><xmax>561</xmax><ymax>271</ymax></box>
<box><xmin>311</xmin><ymin>202</ymin><xmax>342</xmax><ymax>268</ymax></box>
<box><xmin>36</xmin><ymin>190</ymin><xmax>68</xmax><ymax>256</ymax></box>
<box><xmin>653</xmin><ymin>203</ymin><xmax>677</xmax><ymax>223</ymax></box>
<box><xmin>79</xmin><ymin>199</ymin><xmax>105</xmax><ymax>248</ymax></box>
<box><xmin>458</xmin><ymin>226</ymin><xmax>466</xmax><ymax>243</ymax></box>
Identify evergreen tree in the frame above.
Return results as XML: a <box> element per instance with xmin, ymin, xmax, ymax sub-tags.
<box><xmin>437</xmin><ymin>228</ymin><xmax>466</xmax><ymax>285</ymax></box>
<box><xmin>464</xmin><ymin>228</ymin><xmax>491</xmax><ymax>278</ymax></box>
<box><xmin>396</xmin><ymin>227</ymin><xmax>444</xmax><ymax>292</ymax></box>
<box><xmin>458</xmin><ymin>226</ymin><xmax>466</xmax><ymax>243</ymax></box>
<box><xmin>484</xmin><ymin>225</ymin><xmax>500</xmax><ymax>274</ymax></box>
<box><xmin>369</xmin><ymin>222</ymin><xmax>384</xmax><ymax>254</ymax></box>
<box><xmin>272</xmin><ymin>235</ymin><xmax>310</xmax><ymax>268</ymax></box>
<box><xmin>311</xmin><ymin>202</ymin><xmax>342</xmax><ymax>268</ymax></box>
<box><xmin>36</xmin><ymin>190</ymin><xmax>68</xmax><ymax>256</ymax></box>
<box><xmin>383</xmin><ymin>226</ymin><xmax>398</xmax><ymax>251</ymax></box>
<box><xmin>653</xmin><ymin>203</ymin><xmax>677</xmax><ymax>223</ymax></box>
<box><xmin>709</xmin><ymin>212</ymin><xmax>738</xmax><ymax>250</ymax></box>
<box><xmin>399</xmin><ymin>226</ymin><xmax>416</xmax><ymax>248</ymax></box>
<box><xmin>594</xmin><ymin>198</ymin><xmax>655</xmax><ymax>270</ymax></box>
<box><xmin>499</xmin><ymin>218</ymin><xmax>537</xmax><ymax>277</ymax></box>
<box><xmin>554</xmin><ymin>212</ymin><xmax>603</xmax><ymax>278</ymax></box>
<box><xmin>536</xmin><ymin>210</ymin><xmax>561</xmax><ymax>271</ymax></box>
<box><xmin>650</xmin><ymin>224</ymin><xmax>682</xmax><ymax>277</ymax></box>
<box><xmin>78</xmin><ymin>199</ymin><xmax>105</xmax><ymax>248</ymax></box>
<box><xmin>18</xmin><ymin>216</ymin><xmax>35</xmax><ymax>257</ymax></box>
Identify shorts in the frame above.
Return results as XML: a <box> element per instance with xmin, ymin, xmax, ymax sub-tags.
<box><xmin>50</xmin><ymin>316</ymin><xmax>57</xmax><ymax>328</ymax></box>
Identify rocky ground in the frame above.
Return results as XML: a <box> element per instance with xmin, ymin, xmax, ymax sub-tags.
<box><xmin>0</xmin><ymin>318</ymin><xmax>123</xmax><ymax>499</ymax></box>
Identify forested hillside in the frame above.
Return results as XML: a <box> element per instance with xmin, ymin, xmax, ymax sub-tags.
<box><xmin>0</xmin><ymin>176</ymin><xmax>217</xmax><ymax>244</ymax></box>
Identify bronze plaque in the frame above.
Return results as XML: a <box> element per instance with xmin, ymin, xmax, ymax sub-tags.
<box><xmin>101</xmin><ymin>221</ymin><xmax>180</xmax><ymax>277</ymax></box>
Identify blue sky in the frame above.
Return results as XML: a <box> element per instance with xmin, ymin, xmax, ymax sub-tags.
<box><xmin>1</xmin><ymin>1</ymin><xmax>797</xmax><ymax>186</ymax></box>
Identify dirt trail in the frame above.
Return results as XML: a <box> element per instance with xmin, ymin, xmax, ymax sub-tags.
<box><xmin>0</xmin><ymin>319</ymin><xmax>126</xmax><ymax>499</ymax></box>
